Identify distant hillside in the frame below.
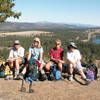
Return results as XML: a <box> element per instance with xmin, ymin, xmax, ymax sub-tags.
<box><xmin>0</xmin><ymin>22</ymin><xmax>99</xmax><ymax>32</ymax></box>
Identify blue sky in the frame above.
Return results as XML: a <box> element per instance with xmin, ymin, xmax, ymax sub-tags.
<box><xmin>7</xmin><ymin>0</ymin><xmax>100</xmax><ymax>26</ymax></box>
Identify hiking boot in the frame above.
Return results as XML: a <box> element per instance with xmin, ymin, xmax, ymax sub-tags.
<box><xmin>84</xmin><ymin>78</ymin><xmax>91</xmax><ymax>85</ymax></box>
<box><xmin>69</xmin><ymin>75</ymin><xmax>74</xmax><ymax>81</ymax></box>
<box><xmin>5</xmin><ymin>76</ymin><xmax>9</xmax><ymax>80</ymax></box>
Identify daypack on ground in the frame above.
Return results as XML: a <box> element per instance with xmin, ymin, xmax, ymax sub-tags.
<box><xmin>0</xmin><ymin>62</ymin><xmax>13</xmax><ymax>78</ymax></box>
<box><xmin>83</xmin><ymin>63</ymin><xmax>98</xmax><ymax>81</ymax></box>
<box><xmin>0</xmin><ymin>62</ymin><xmax>5</xmax><ymax>78</ymax></box>
<box><xmin>49</xmin><ymin>64</ymin><xmax>61</xmax><ymax>80</ymax></box>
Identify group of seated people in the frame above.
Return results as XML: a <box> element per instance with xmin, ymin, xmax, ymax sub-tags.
<box><xmin>7</xmin><ymin>37</ymin><xmax>90</xmax><ymax>83</ymax></box>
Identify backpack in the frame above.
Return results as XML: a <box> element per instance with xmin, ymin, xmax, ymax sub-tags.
<box><xmin>86</xmin><ymin>64</ymin><xmax>98</xmax><ymax>80</ymax></box>
<box><xmin>24</xmin><ymin>58</ymin><xmax>39</xmax><ymax>82</ymax></box>
<box><xmin>0</xmin><ymin>63</ymin><xmax>5</xmax><ymax>77</ymax></box>
<box><xmin>0</xmin><ymin>62</ymin><xmax>13</xmax><ymax>78</ymax></box>
<box><xmin>55</xmin><ymin>70</ymin><xmax>61</xmax><ymax>80</ymax></box>
<box><xmin>0</xmin><ymin>62</ymin><xmax>6</xmax><ymax>78</ymax></box>
<box><xmin>49</xmin><ymin>64</ymin><xmax>61</xmax><ymax>80</ymax></box>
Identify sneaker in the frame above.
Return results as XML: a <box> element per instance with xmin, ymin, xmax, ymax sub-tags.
<box><xmin>14</xmin><ymin>75</ymin><xmax>20</xmax><ymax>80</ymax></box>
<box><xmin>18</xmin><ymin>73</ymin><xmax>24</xmax><ymax>80</ymax></box>
<box><xmin>60</xmin><ymin>76</ymin><xmax>64</xmax><ymax>80</ymax></box>
<box><xmin>9</xmin><ymin>75</ymin><xmax>13</xmax><ymax>80</ymax></box>
<box><xmin>69</xmin><ymin>75</ymin><xmax>74</xmax><ymax>81</ymax></box>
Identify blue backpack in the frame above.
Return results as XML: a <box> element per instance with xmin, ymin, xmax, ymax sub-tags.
<box><xmin>49</xmin><ymin>64</ymin><xmax>61</xmax><ymax>80</ymax></box>
<box><xmin>55</xmin><ymin>70</ymin><xmax>61</xmax><ymax>80</ymax></box>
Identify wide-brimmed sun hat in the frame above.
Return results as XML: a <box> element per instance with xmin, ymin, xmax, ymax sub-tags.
<box><xmin>14</xmin><ymin>40</ymin><xmax>20</xmax><ymax>45</ymax></box>
<box><xmin>68</xmin><ymin>42</ymin><xmax>77</xmax><ymax>49</ymax></box>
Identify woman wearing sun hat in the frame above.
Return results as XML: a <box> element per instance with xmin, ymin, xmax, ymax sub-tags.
<box><xmin>66</xmin><ymin>42</ymin><xmax>90</xmax><ymax>84</ymax></box>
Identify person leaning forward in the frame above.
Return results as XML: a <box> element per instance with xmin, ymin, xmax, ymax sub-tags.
<box><xmin>66</xmin><ymin>42</ymin><xmax>91</xmax><ymax>84</ymax></box>
<box><xmin>7</xmin><ymin>40</ymin><xmax>25</xmax><ymax>79</ymax></box>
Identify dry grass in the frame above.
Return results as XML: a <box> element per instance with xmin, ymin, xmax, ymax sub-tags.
<box><xmin>0</xmin><ymin>31</ymin><xmax>52</xmax><ymax>37</ymax></box>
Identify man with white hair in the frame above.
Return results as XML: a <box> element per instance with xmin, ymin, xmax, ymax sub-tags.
<box><xmin>8</xmin><ymin>40</ymin><xmax>25</xmax><ymax>79</ymax></box>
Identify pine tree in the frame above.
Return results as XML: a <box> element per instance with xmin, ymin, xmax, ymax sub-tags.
<box><xmin>0</xmin><ymin>0</ymin><xmax>21</xmax><ymax>22</ymax></box>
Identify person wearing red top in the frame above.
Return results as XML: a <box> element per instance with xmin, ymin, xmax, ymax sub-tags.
<box><xmin>45</xmin><ymin>39</ymin><xmax>64</xmax><ymax>71</ymax></box>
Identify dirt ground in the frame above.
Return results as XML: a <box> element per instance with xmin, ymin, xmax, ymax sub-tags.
<box><xmin>0</xmin><ymin>69</ymin><xmax>100</xmax><ymax>100</ymax></box>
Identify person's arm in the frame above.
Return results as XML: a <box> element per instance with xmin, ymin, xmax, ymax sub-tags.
<box><xmin>66</xmin><ymin>52</ymin><xmax>76</xmax><ymax>67</ymax></box>
<box><xmin>50</xmin><ymin>56</ymin><xmax>59</xmax><ymax>63</ymax></box>
<box><xmin>39</xmin><ymin>53</ymin><xmax>43</xmax><ymax>61</ymax></box>
<box><xmin>27</xmin><ymin>52</ymin><xmax>31</xmax><ymax>61</ymax></box>
<box><xmin>76</xmin><ymin>50</ymin><xmax>82</xmax><ymax>62</ymax></box>
<box><xmin>39</xmin><ymin>47</ymin><xmax>44</xmax><ymax>61</ymax></box>
<box><xmin>58</xmin><ymin>48</ymin><xmax>64</xmax><ymax>63</ymax></box>
<box><xmin>27</xmin><ymin>48</ymin><xmax>32</xmax><ymax>61</ymax></box>
<box><xmin>18</xmin><ymin>47</ymin><xmax>25</xmax><ymax>58</ymax></box>
<box><xmin>7</xmin><ymin>49</ymin><xmax>16</xmax><ymax>62</ymax></box>
<box><xmin>8</xmin><ymin>49</ymin><xmax>13</xmax><ymax>59</ymax></box>
<box><xmin>9</xmin><ymin>50</ymin><xmax>13</xmax><ymax>57</ymax></box>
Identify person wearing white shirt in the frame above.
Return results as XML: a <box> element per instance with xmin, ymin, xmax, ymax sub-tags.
<box><xmin>8</xmin><ymin>40</ymin><xmax>25</xmax><ymax>78</ymax></box>
<box><xmin>66</xmin><ymin>42</ymin><xmax>90</xmax><ymax>84</ymax></box>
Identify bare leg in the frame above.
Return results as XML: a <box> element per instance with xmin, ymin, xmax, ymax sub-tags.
<box><xmin>15</xmin><ymin>59</ymin><xmax>20</xmax><ymax>70</ymax></box>
<box><xmin>14</xmin><ymin>58</ymin><xmax>22</xmax><ymax>78</ymax></box>
<box><xmin>69</xmin><ymin>64</ymin><xmax>74</xmax><ymax>81</ymax></box>
<box><xmin>45</xmin><ymin>62</ymin><xmax>53</xmax><ymax>71</ymax></box>
<box><xmin>69</xmin><ymin>64</ymin><xmax>74</xmax><ymax>75</ymax></box>
<box><xmin>29</xmin><ymin>82</ymin><xmax>34</xmax><ymax>93</ymax></box>
<box><xmin>39</xmin><ymin>64</ymin><xmax>45</xmax><ymax>74</ymax></box>
<box><xmin>78</xmin><ymin>69</ymin><xmax>86</xmax><ymax>79</ymax></box>
<box><xmin>21</xmin><ymin>67</ymin><xmax>26</xmax><ymax>74</ymax></box>
<box><xmin>7</xmin><ymin>58</ymin><xmax>14</xmax><ymax>68</ymax></box>
<box><xmin>20</xmin><ymin>79</ymin><xmax>26</xmax><ymax>92</ymax></box>
<box><xmin>58</xmin><ymin>62</ymin><xmax>63</xmax><ymax>71</ymax></box>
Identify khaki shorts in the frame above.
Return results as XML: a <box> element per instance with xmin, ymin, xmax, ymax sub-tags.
<box><xmin>75</xmin><ymin>62</ymin><xmax>83</xmax><ymax>70</ymax></box>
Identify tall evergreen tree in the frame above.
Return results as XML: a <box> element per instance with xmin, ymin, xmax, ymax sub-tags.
<box><xmin>0</xmin><ymin>0</ymin><xmax>21</xmax><ymax>22</ymax></box>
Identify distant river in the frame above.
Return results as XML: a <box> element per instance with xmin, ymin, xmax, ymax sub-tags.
<box><xmin>92</xmin><ymin>38</ymin><xmax>100</xmax><ymax>44</ymax></box>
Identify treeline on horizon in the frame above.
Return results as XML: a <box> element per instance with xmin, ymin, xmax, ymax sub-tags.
<box><xmin>0</xmin><ymin>29</ymin><xmax>100</xmax><ymax>64</ymax></box>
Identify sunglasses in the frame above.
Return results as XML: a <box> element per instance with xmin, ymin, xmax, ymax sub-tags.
<box><xmin>56</xmin><ymin>43</ymin><xmax>61</xmax><ymax>45</ymax></box>
<box><xmin>14</xmin><ymin>44</ymin><xmax>20</xmax><ymax>45</ymax></box>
